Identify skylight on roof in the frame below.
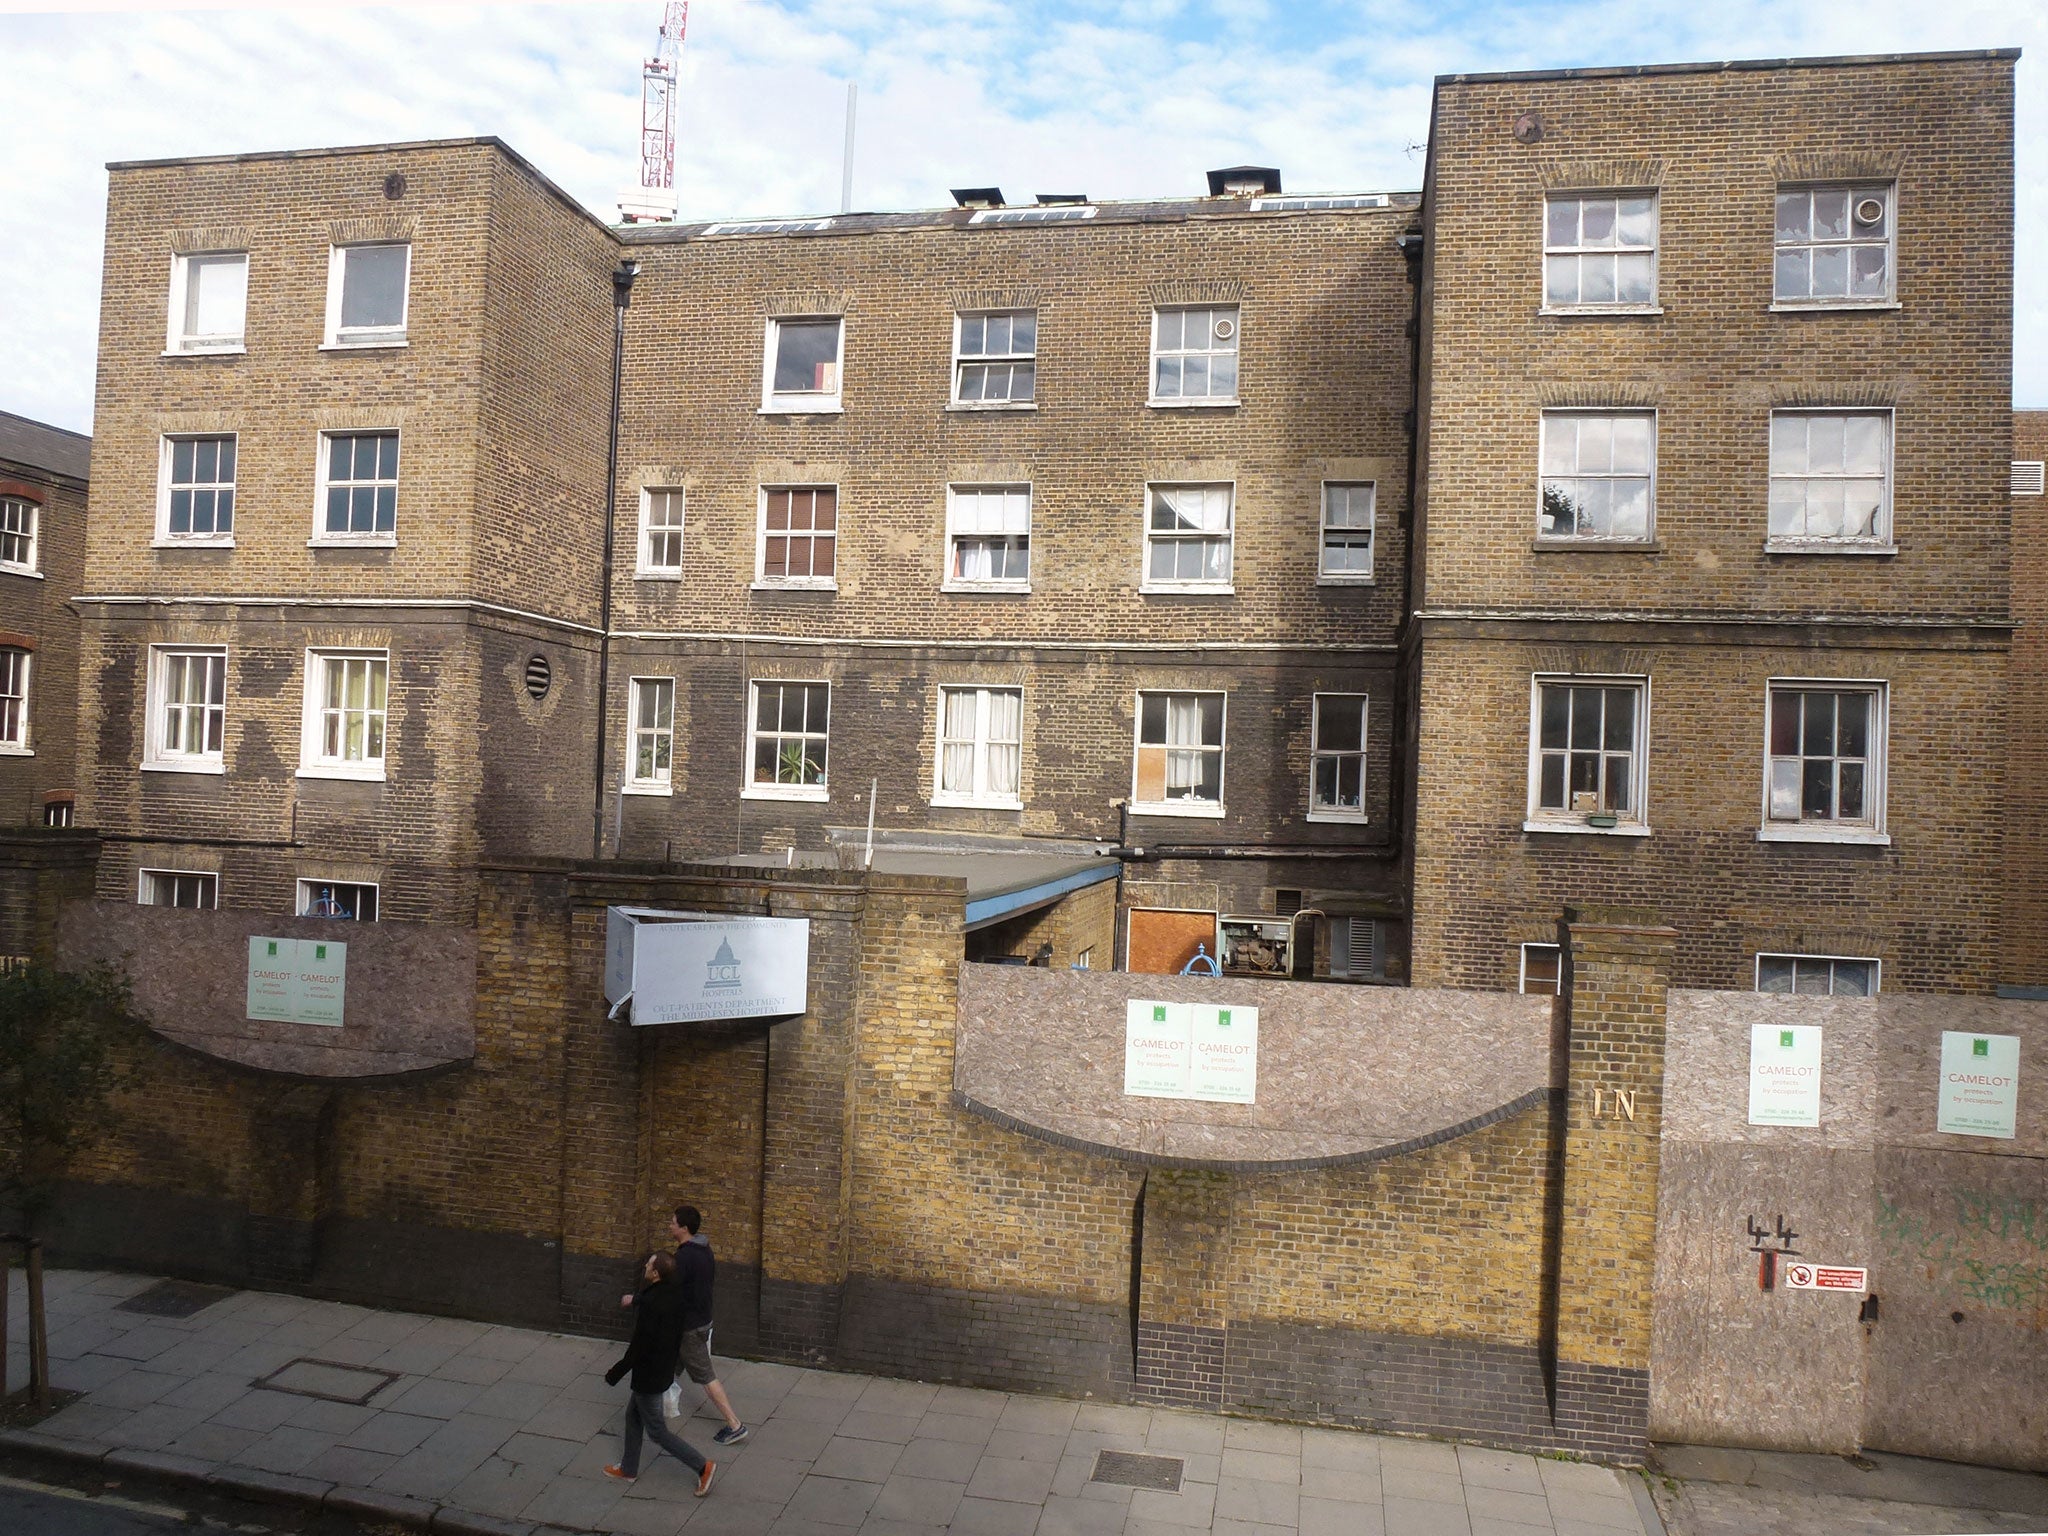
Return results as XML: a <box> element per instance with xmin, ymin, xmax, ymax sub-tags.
<box><xmin>1250</xmin><ymin>195</ymin><xmax>1390</xmax><ymax>212</ymax></box>
<box><xmin>702</xmin><ymin>218</ymin><xmax>835</xmax><ymax>235</ymax></box>
<box><xmin>969</xmin><ymin>206</ymin><xmax>1098</xmax><ymax>225</ymax></box>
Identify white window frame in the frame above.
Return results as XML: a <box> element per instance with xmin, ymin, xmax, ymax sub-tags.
<box><xmin>0</xmin><ymin>647</ymin><xmax>29</xmax><ymax>754</ymax></box>
<box><xmin>0</xmin><ymin>496</ymin><xmax>39</xmax><ymax>577</ymax></box>
<box><xmin>1772</xmin><ymin>184</ymin><xmax>1897</xmax><ymax>310</ymax></box>
<box><xmin>1541</xmin><ymin>193</ymin><xmax>1660</xmax><ymax>314</ymax></box>
<box><xmin>323</xmin><ymin>242</ymin><xmax>411</xmax><ymax>348</ymax></box>
<box><xmin>299</xmin><ymin>648</ymin><xmax>390</xmax><ymax>782</ymax></box>
<box><xmin>637</xmin><ymin>488</ymin><xmax>685</xmax><ymax>579</ymax></box>
<box><xmin>1538</xmin><ymin>410</ymin><xmax>1657</xmax><ymax>544</ymax></box>
<box><xmin>943</xmin><ymin>484</ymin><xmax>1032</xmax><ymax>593</ymax></box>
<box><xmin>932</xmin><ymin>684</ymin><xmax>1024</xmax><ymax>809</ymax></box>
<box><xmin>1307</xmin><ymin>692</ymin><xmax>1369</xmax><ymax>824</ymax></box>
<box><xmin>138</xmin><ymin>869</ymin><xmax>218</xmax><ymax>909</ymax></box>
<box><xmin>1130</xmin><ymin>689</ymin><xmax>1227</xmax><ymax>819</ymax></box>
<box><xmin>1755</xmin><ymin>952</ymin><xmax>1881</xmax><ymax>997</ymax></box>
<box><xmin>1520</xmin><ymin>942</ymin><xmax>1563</xmax><ymax>996</ymax></box>
<box><xmin>1141</xmin><ymin>482</ymin><xmax>1235</xmax><ymax>594</ymax></box>
<box><xmin>624</xmin><ymin>675</ymin><xmax>676</xmax><ymax>795</ymax></box>
<box><xmin>1758</xmin><ymin>679</ymin><xmax>1889</xmax><ymax>846</ymax></box>
<box><xmin>753</xmin><ymin>485</ymin><xmax>840</xmax><ymax>591</ymax></box>
<box><xmin>1149</xmin><ymin>305</ymin><xmax>1240</xmax><ymax>407</ymax></box>
<box><xmin>744</xmin><ymin>679</ymin><xmax>831</xmax><ymax>802</ymax></box>
<box><xmin>165</xmin><ymin>250</ymin><xmax>249</xmax><ymax>355</ymax></box>
<box><xmin>311</xmin><ymin>429</ymin><xmax>401</xmax><ymax>546</ymax></box>
<box><xmin>759</xmin><ymin>316</ymin><xmax>844</xmax><ymax>414</ymax></box>
<box><xmin>1318</xmin><ymin>481</ymin><xmax>1375</xmax><ymax>583</ymax></box>
<box><xmin>1767</xmin><ymin>408</ymin><xmax>1895</xmax><ymax>552</ymax></box>
<box><xmin>142</xmin><ymin>645</ymin><xmax>227</xmax><ymax>775</ymax></box>
<box><xmin>155</xmin><ymin>433</ymin><xmax>238</xmax><ymax>548</ymax></box>
<box><xmin>297</xmin><ymin>878</ymin><xmax>379</xmax><ymax>921</ymax></box>
<box><xmin>950</xmin><ymin>310</ymin><xmax>1038</xmax><ymax>410</ymax></box>
<box><xmin>1524</xmin><ymin>674</ymin><xmax>1651</xmax><ymax>836</ymax></box>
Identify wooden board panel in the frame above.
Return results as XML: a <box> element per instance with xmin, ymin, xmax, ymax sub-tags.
<box><xmin>1126</xmin><ymin>907</ymin><xmax>1217</xmax><ymax>975</ymax></box>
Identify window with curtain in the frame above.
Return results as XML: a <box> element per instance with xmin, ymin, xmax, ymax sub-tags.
<box><xmin>1134</xmin><ymin>691</ymin><xmax>1224</xmax><ymax>811</ymax></box>
<box><xmin>935</xmin><ymin>686</ymin><xmax>1022</xmax><ymax>806</ymax></box>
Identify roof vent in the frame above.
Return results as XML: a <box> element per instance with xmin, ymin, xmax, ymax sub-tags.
<box><xmin>1207</xmin><ymin>165</ymin><xmax>1281</xmax><ymax>198</ymax></box>
<box><xmin>952</xmin><ymin>187</ymin><xmax>1005</xmax><ymax>209</ymax></box>
<box><xmin>1035</xmin><ymin>192</ymin><xmax>1087</xmax><ymax>205</ymax></box>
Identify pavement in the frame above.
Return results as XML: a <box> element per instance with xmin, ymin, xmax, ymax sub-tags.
<box><xmin>0</xmin><ymin>1266</ymin><xmax>2037</xmax><ymax>1536</ymax></box>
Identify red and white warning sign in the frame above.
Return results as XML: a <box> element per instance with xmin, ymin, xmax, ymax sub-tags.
<box><xmin>1783</xmin><ymin>1263</ymin><xmax>1868</xmax><ymax>1292</ymax></box>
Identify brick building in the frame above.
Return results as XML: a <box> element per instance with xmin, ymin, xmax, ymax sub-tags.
<box><xmin>0</xmin><ymin>410</ymin><xmax>89</xmax><ymax>831</ymax></box>
<box><xmin>2006</xmin><ymin>408</ymin><xmax>2047</xmax><ymax>994</ymax></box>
<box><xmin>1408</xmin><ymin>50</ymin><xmax>2018</xmax><ymax>995</ymax></box>
<box><xmin>61</xmin><ymin>47</ymin><xmax>2022</xmax><ymax>996</ymax></box>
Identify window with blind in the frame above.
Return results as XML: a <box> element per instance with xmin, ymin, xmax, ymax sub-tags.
<box><xmin>757</xmin><ymin>486</ymin><xmax>838</xmax><ymax>587</ymax></box>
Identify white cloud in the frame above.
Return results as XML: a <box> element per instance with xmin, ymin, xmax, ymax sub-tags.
<box><xmin>0</xmin><ymin>0</ymin><xmax>2041</xmax><ymax>433</ymax></box>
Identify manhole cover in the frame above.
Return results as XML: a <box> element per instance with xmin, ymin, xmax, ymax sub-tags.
<box><xmin>117</xmin><ymin>1280</ymin><xmax>234</xmax><ymax>1319</ymax></box>
<box><xmin>1091</xmin><ymin>1450</ymin><xmax>1184</xmax><ymax>1491</ymax></box>
<box><xmin>254</xmin><ymin>1358</ymin><xmax>402</xmax><ymax>1405</ymax></box>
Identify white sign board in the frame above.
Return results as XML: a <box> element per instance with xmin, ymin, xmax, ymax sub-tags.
<box><xmin>1748</xmin><ymin>1024</ymin><xmax>1823</xmax><ymax>1127</ymax></box>
<box><xmin>1123</xmin><ymin>1000</ymin><xmax>1258</xmax><ymax>1103</ymax></box>
<box><xmin>1782</xmin><ymin>1263</ymin><xmax>1868</xmax><ymax>1293</ymax></box>
<box><xmin>605</xmin><ymin>907</ymin><xmax>810</xmax><ymax>1025</ymax></box>
<box><xmin>246</xmin><ymin>936</ymin><xmax>347</xmax><ymax>1027</ymax></box>
<box><xmin>1937</xmin><ymin>1031</ymin><xmax>2020</xmax><ymax>1139</ymax></box>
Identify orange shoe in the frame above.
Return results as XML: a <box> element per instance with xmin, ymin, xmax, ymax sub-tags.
<box><xmin>695</xmin><ymin>1460</ymin><xmax>717</xmax><ymax>1497</ymax></box>
<box><xmin>603</xmin><ymin>1464</ymin><xmax>636</xmax><ymax>1482</ymax></box>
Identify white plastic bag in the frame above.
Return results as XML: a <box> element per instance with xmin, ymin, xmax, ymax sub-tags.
<box><xmin>661</xmin><ymin>1382</ymin><xmax>683</xmax><ymax>1419</ymax></box>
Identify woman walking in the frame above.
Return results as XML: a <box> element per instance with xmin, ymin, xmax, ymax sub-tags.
<box><xmin>603</xmin><ymin>1251</ymin><xmax>715</xmax><ymax>1496</ymax></box>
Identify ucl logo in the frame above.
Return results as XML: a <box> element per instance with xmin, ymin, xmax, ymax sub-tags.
<box><xmin>705</xmin><ymin>937</ymin><xmax>743</xmax><ymax>992</ymax></box>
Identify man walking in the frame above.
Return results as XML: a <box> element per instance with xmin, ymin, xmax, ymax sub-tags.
<box><xmin>672</xmin><ymin>1203</ymin><xmax>749</xmax><ymax>1444</ymax></box>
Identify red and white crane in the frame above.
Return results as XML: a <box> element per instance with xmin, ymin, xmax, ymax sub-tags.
<box><xmin>620</xmin><ymin>2</ymin><xmax>688</xmax><ymax>223</ymax></box>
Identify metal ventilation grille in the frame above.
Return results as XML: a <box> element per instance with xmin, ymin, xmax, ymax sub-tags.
<box><xmin>2014</xmin><ymin>460</ymin><xmax>2046</xmax><ymax>496</ymax></box>
<box><xmin>1091</xmin><ymin>1451</ymin><xmax>1184</xmax><ymax>1491</ymax></box>
<box><xmin>525</xmin><ymin>655</ymin><xmax>552</xmax><ymax>700</ymax></box>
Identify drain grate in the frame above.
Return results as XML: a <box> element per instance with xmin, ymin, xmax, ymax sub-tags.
<box><xmin>253</xmin><ymin>1357</ymin><xmax>403</xmax><ymax>1406</ymax></box>
<box><xmin>1090</xmin><ymin>1450</ymin><xmax>1184</xmax><ymax>1492</ymax></box>
<box><xmin>116</xmin><ymin>1279</ymin><xmax>235</xmax><ymax>1319</ymax></box>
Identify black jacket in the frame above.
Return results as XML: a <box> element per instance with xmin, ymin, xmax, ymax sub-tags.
<box><xmin>674</xmin><ymin>1237</ymin><xmax>715</xmax><ymax>1333</ymax></box>
<box><xmin>606</xmin><ymin>1277</ymin><xmax>686</xmax><ymax>1393</ymax></box>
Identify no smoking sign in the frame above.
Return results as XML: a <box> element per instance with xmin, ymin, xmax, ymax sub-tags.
<box><xmin>1783</xmin><ymin>1262</ymin><xmax>1868</xmax><ymax>1292</ymax></box>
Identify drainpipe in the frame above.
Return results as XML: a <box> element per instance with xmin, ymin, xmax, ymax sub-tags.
<box><xmin>592</xmin><ymin>259</ymin><xmax>639</xmax><ymax>860</ymax></box>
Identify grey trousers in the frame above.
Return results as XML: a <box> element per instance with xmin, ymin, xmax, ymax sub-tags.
<box><xmin>621</xmin><ymin>1389</ymin><xmax>707</xmax><ymax>1477</ymax></box>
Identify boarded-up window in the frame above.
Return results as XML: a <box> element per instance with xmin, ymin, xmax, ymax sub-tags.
<box><xmin>1126</xmin><ymin>907</ymin><xmax>1217</xmax><ymax>975</ymax></box>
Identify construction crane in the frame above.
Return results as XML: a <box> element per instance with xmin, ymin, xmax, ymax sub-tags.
<box><xmin>620</xmin><ymin>2</ymin><xmax>688</xmax><ymax>223</ymax></box>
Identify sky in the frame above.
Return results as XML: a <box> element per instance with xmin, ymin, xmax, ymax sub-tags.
<box><xmin>1</xmin><ymin>0</ymin><xmax>2042</xmax><ymax>434</ymax></box>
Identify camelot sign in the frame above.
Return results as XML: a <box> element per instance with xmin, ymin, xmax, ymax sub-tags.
<box><xmin>1123</xmin><ymin>1000</ymin><xmax>1258</xmax><ymax>1104</ymax></box>
<box><xmin>246</xmin><ymin>936</ymin><xmax>347</xmax><ymax>1027</ymax></box>
<box><xmin>604</xmin><ymin>907</ymin><xmax>810</xmax><ymax>1025</ymax></box>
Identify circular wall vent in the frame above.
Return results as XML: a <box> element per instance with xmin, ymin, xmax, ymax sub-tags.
<box><xmin>524</xmin><ymin>655</ymin><xmax>552</xmax><ymax>700</ymax></box>
<box><xmin>384</xmin><ymin>172</ymin><xmax>408</xmax><ymax>201</ymax></box>
<box><xmin>1512</xmin><ymin>111</ymin><xmax>1545</xmax><ymax>145</ymax></box>
<box><xmin>1854</xmin><ymin>197</ymin><xmax>1885</xmax><ymax>227</ymax></box>
<box><xmin>1213</xmin><ymin>317</ymin><xmax>1236</xmax><ymax>339</ymax></box>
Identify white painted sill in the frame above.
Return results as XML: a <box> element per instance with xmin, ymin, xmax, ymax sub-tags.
<box><xmin>1763</xmin><ymin>539</ymin><xmax>1898</xmax><ymax>557</ymax></box>
<box><xmin>141</xmin><ymin>759</ymin><xmax>224</xmax><ymax>776</ymax></box>
<box><xmin>309</xmin><ymin>535</ymin><xmax>398</xmax><ymax>549</ymax></box>
<box><xmin>932</xmin><ymin>795</ymin><xmax>1023</xmax><ymax>812</ymax></box>
<box><xmin>1537</xmin><ymin>305</ymin><xmax>1665</xmax><ymax>318</ymax></box>
<box><xmin>1317</xmin><ymin>574</ymin><xmax>1376</xmax><ymax>586</ymax></box>
<box><xmin>946</xmin><ymin>401</ymin><xmax>1037</xmax><ymax>413</ymax></box>
<box><xmin>1</xmin><ymin>565</ymin><xmax>44</xmax><ymax>580</ymax></box>
<box><xmin>942</xmin><ymin>580</ymin><xmax>1031</xmax><ymax>596</ymax></box>
<box><xmin>1147</xmin><ymin>397</ymin><xmax>1239</xmax><ymax>410</ymax></box>
<box><xmin>320</xmin><ymin>335</ymin><xmax>408</xmax><ymax>352</ymax></box>
<box><xmin>743</xmin><ymin>783</ymin><xmax>829</xmax><ymax>803</ymax></box>
<box><xmin>297</xmin><ymin>763</ymin><xmax>387</xmax><ymax>783</ymax></box>
<box><xmin>622</xmin><ymin>781</ymin><xmax>674</xmax><ymax>797</ymax></box>
<box><xmin>0</xmin><ymin>744</ymin><xmax>32</xmax><ymax>757</ymax></box>
<box><xmin>1140</xmin><ymin>582</ymin><xmax>1235</xmax><ymax>597</ymax></box>
<box><xmin>1306</xmin><ymin>810</ymin><xmax>1368</xmax><ymax>825</ymax></box>
<box><xmin>1757</xmin><ymin>824</ymin><xmax>1891</xmax><ymax>847</ymax></box>
<box><xmin>153</xmin><ymin>536</ymin><xmax>235</xmax><ymax>550</ymax></box>
<box><xmin>757</xmin><ymin>401</ymin><xmax>843</xmax><ymax>416</ymax></box>
<box><xmin>635</xmin><ymin>570</ymin><xmax>684</xmax><ymax>582</ymax></box>
<box><xmin>1768</xmin><ymin>300</ymin><xmax>1901</xmax><ymax>314</ymax></box>
<box><xmin>1129</xmin><ymin>801</ymin><xmax>1226</xmax><ymax>820</ymax></box>
<box><xmin>1533</xmin><ymin>538</ymin><xmax>1661</xmax><ymax>552</ymax></box>
<box><xmin>162</xmin><ymin>344</ymin><xmax>247</xmax><ymax>358</ymax></box>
<box><xmin>1522</xmin><ymin>819</ymin><xmax>1652</xmax><ymax>838</ymax></box>
<box><xmin>750</xmin><ymin>579</ymin><xmax>838</xmax><ymax>593</ymax></box>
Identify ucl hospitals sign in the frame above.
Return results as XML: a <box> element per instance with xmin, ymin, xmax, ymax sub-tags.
<box><xmin>603</xmin><ymin>907</ymin><xmax>811</xmax><ymax>1025</ymax></box>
